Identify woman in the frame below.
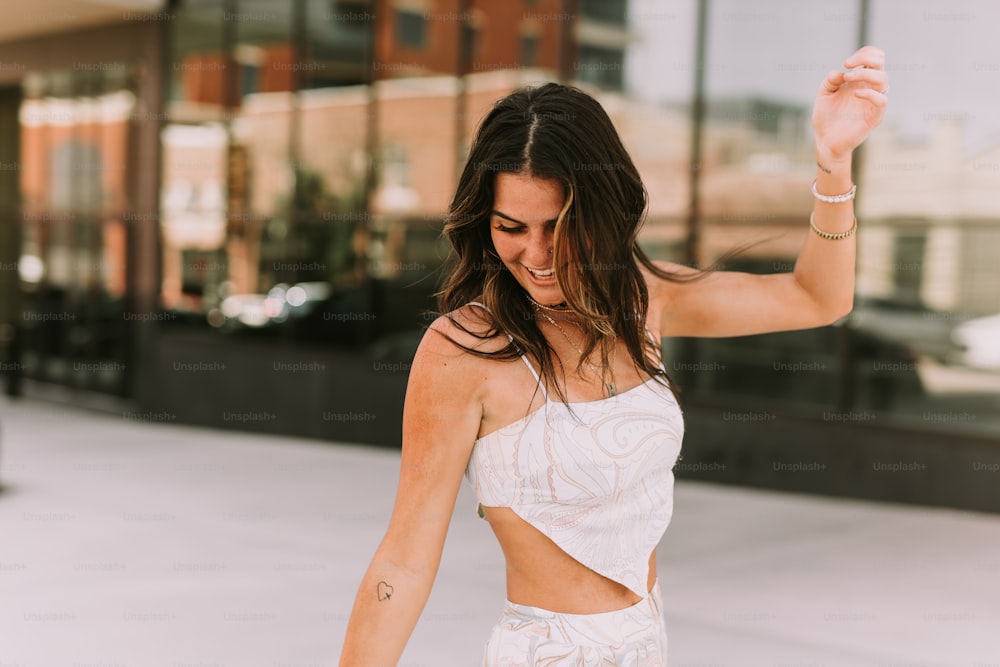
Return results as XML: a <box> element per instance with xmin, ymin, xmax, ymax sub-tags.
<box><xmin>339</xmin><ymin>46</ymin><xmax>888</xmax><ymax>665</ymax></box>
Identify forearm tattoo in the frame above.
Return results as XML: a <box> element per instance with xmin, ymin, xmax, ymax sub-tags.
<box><xmin>377</xmin><ymin>580</ymin><xmax>394</xmax><ymax>601</ymax></box>
<box><xmin>816</xmin><ymin>161</ymin><xmax>833</xmax><ymax>174</ymax></box>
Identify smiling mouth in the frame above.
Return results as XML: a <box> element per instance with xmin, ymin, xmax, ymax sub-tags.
<box><xmin>525</xmin><ymin>266</ymin><xmax>554</xmax><ymax>279</ymax></box>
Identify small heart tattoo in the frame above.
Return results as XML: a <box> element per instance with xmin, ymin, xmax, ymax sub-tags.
<box><xmin>377</xmin><ymin>580</ymin><xmax>393</xmax><ymax>601</ymax></box>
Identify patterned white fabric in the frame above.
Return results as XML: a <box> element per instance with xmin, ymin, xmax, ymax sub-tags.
<box><xmin>482</xmin><ymin>579</ymin><xmax>669</xmax><ymax>666</ymax></box>
<box><xmin>463</xmin><ymin>303</ymin><xmax>685</xmax><ymax>599</ymax></box>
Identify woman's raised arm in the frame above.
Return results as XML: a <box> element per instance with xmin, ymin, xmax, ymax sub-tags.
<box><xmin>653</xmin><ymin>46</ymin><xmax>888</xmax><ymax>339</ymax></box>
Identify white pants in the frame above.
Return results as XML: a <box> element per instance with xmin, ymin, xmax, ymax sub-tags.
<box><xmin>482</xmin><ymin>579</ymin><xmax>669</xmax><ymax>666</ymax></box>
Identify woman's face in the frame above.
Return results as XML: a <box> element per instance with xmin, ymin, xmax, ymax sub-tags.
<box><xmin>490</xmin><ymin>172</ymin><xmax>567</xmax><ymax>307</ymax></box>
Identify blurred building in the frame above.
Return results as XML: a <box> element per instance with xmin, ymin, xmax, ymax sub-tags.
<box><xmin>0</xmin><ymin>0</ymin><xmax>639</xmax><ymax>438</ymax></box>
<box><xmin>860</xmin><ymin>119</ymin><xmax>1000</xmax><ymax>316</ymax></box>
<box><xmin>0</xmin><ymin>0</ymin><xmax>998</xmax><ymax>512</ymax></box>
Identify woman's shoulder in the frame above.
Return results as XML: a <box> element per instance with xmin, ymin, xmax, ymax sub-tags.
<box><xmin>422</xmin><ymin>301</ymin><xmax>510</xmax><ymax>358</ymax></box>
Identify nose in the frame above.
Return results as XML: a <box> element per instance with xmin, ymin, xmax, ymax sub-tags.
<box><xmin>524</xmin><ymin>229</ymin><xmax>553</xmax><ymax>267</ymax></box>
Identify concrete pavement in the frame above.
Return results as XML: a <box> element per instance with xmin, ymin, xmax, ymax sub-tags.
<box><xmin>1</xmin><ymin>394</ymin><xmax>998</xmax><ymax>666</ymax></box>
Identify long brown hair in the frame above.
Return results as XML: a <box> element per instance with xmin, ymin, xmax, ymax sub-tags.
<box><xmin>437</xmin><ymin>82</ymin><xmax>693</xmax><ymax>404</ymax></box>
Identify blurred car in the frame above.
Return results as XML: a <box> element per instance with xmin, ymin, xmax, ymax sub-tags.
<box><xmin>849</xmin><ymin>297</ymin><xmax>966</xmax><ymax>364</ymax></box>
<box><xmin>210</xmin><ymin>281</ymin><xmax>332</xmax><ymax>329</ymax></box>
<box><xmin>951</xmin><ymin>313</ymin><xmax>1000</xmax><ymax>370</ymax></box>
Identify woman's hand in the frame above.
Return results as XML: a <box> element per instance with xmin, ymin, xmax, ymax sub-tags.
<box><xmin>812</xmin><ymin>45</ymin><xmax>888</xmax><ymax>165</ymax></box>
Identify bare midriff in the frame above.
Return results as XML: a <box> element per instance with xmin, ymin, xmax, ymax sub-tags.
<box><xmin>482</xmin><ymin>505</ymin><xmax>657</xmax><ymax>614</ymax></box>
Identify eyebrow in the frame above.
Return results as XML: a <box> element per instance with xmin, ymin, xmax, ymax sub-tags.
<box><xmin>491</xmin><ymin>210</ymin><xmax>560</xmax><ymax>226</ymax></box>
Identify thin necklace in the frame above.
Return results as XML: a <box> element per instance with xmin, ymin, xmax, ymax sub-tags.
<box><xmin>533</xmin><ymin>307</ymin><xmax>617</xmax><ymax>398</ymax></box>
<box><xmin>525</xmin><ymin>295</ymin><xmax>570</xmax><ymax>312</ymax></box>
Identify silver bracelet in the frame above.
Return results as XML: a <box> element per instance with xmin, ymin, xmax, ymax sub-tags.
<box><xmin>810</xmin><ymin>212</ymin><xmax>857</xmax><ymax>240</ymax></box>
<box><xmin>811</xmin><ymin>179</ymin><xmax>857</xmax><ymax>204</ymax></box>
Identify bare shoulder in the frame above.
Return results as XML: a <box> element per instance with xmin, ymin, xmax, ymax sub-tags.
<box><xmin>422</xmin><ymin>302</ymin><xmax>509</xmax><ymax>358</ymax></box>
<box><xmin>410</xmin><ymin>303</ymin><xmax>508</xmax><ymax>401</ymax></box>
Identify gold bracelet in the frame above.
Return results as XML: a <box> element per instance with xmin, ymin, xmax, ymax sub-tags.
<box><xmin>810</xmin><ymin>212</ymin><xmax>857</xmax><ymax>240</ymax></box>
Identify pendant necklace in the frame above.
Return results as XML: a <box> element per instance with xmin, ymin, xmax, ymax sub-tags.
<box><xmin>530</xmin><ymin>299</ymin><xmax>617</xmax><ymax>398</ymax></box>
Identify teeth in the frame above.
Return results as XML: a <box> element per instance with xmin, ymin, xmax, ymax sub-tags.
<box><xmin>528</xmin><ymin>267</ymin><xmax>554</xmax><ymax>277</ymax></box>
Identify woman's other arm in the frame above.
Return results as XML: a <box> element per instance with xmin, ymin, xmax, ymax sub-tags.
<box><xmin>338</xmin><ymin>314</ymin><xmax>485</xmax><ymax>666</ymax></box>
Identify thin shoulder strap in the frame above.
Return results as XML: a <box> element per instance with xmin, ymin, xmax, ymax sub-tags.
<box><xmin>517</xmin><ymin>353</ymin><xmax>547</xmax><ymax>399</ymax></box>
<box><xmin>644</xmin><ymin>325</ymin><xmax>667</xmax><ymax>371</ymax></box>
<box><xmin>643</xmin><ymin>326</ymin><xmax>659</xmax><ymax>346</ymax></box>
<box><xmin>466</xmin><ymin>301</ymin><xmax>548</xmax><ymax>399</ymax></box>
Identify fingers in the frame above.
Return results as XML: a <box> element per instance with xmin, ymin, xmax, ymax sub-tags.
<box><xmin>844</xmin><ymin>45</ymin><xmax>886</xmax><ymax>71</ymax></box>
<box><xmin>854</xmin><ymin>87</ymin><xmax>889</xmax><ymax>112</ymax></box>
<box><xmin>821</xmin><ymin>68</ymin><xmax>888</xmax><ymax>98</ymax></box>
<box><xmin>821</xmin><ymin>70</ymin><xmax>846</xmax><ymax>93</ymax></box>
<box><xmin>837</xmin><ymin>45</ymin><xmax>888</xmax><ymax>95</ymax></box>
<box><xmin>844</xmin><ymin>66</ymin><xmax>889</xmax><ymax>93</ymax></box>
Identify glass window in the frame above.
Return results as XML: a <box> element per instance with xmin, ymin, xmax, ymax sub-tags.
<box><xmin>854</xmin><ymin>0</ymin><xmax>1000</xmax><ymax>435</ymax></box>
<box><xmin>160</xmin><ymin>0</ymin><xmax>458</xmax><ymax>353</ymax></box>
<box><xmin>361</xmin><ymin>27</ymin><xmax>459</xmax><ymax>350</ymax></box>
<box><xmin>670</xmin><ymin>0</ymin><xmax>860</xmax><ymax>410</ymax></box>
<box><xmin>162</xmin><ymin>0</ymin><xmax>305</xmax><ymax>322</ymax></box>
<box><xmin>623</xmin><ymin>0</ymin><xmax>696</xmax><ymax>263</ymax></box>
<box><xmin>18</xmin><ymin>69</ymin><xmax>135</xmax><ymax>394</ymax></box>
<box><xmin>462</xmin><ymin>24</ymin><xmax>478</xmax><ymax>65</ymax></box>
<box><xmin>304</xmin><ymin>0</ymin><xmax>371</xmax><ymax>88</ymax></box>
<box><xmin>520</xmin><ymin>34</ymin><xmax>538</xmax><ymax>67</ymax></box>
<box><xmin>395</xmin><ymin>10</ymin><xmax>427</xmax><ymax>49</ymax></box>
<box><xmin>580</xmin><ymin>0</ymin><xmax>627</xmax><ymax>26</ymax></box>
<box><xmin>167</xmin><ymin>0</ymin><xmax>227</xmax><ymax>112</ymax></box>
<box><xmin>575</xmin><ymin>45</ymin><xmax>625</xmax><ymax>90</ymax></box>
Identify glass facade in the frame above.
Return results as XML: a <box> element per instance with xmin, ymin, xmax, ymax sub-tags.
<box><xmin>4</xmin><ymin>0</ymin><xmax>998</xmax><ymax>462</ymax></box>
<box><xmin>154</xmin><ymin>0</ymin><xmax>1000</xmax><ymax>437</ymax></box>
<box><xmin>850</xmin><ymin>0</ymin><xmax>1000</xmax><ymax>434</ymax></box>
<box><xmin>669</xmin><ymin>0</ymin><xmax>862</xmax><ymax>411</ymax></box>
<box><xmin>665</xmin><ymin>0</ymin><xmax>1000</xmax><ymax>438</ymax></box>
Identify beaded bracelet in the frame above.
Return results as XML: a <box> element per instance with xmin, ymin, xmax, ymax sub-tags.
<box><xmin>811</xmin><ymin>179</ymin><xmax>857</xmax><ymax>204</ymax></box>
<box><xmin>810</xmin><ymin>212</ymin><xmax>857</xmax><ymax>240</ymax></box>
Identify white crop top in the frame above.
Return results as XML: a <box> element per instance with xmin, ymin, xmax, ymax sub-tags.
<box><xmin>463</xmin><ymin>302</ymin><xmax>685</xmax><ymax>599</ymax></box>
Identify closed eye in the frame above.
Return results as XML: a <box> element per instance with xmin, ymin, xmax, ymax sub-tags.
<box><xmin>491</xmin><ymin>209</ymin><xmax>558</xmax><ymax>233</ymax></box>
<box><xmin>494</xmin><ymin>223</ymin><xmax>524</xmax><ymax>234</ymax></box>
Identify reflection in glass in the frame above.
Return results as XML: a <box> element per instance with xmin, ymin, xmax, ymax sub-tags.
<box><xmin>855</xmin><ymin>0</ymin><xmax>1000</xmax><ymax>432</ymax></box>
<box><xmin>153</xmin><ymin>0</ymin><xmax>1000</xmax><ymax>434</ymax></box>
<box><xmin>18</xmin><ymin>70</ymin><xmax>135</xmax><ymax>393</ymax></box>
